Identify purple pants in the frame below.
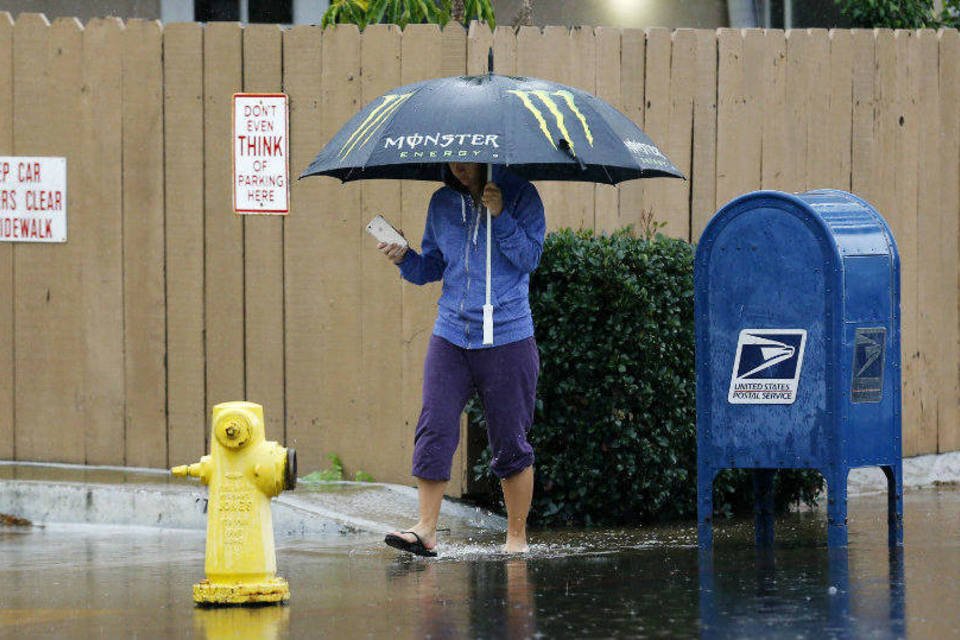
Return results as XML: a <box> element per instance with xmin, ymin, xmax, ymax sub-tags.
<box><xmin>412</xmin><ymin>334</ymin><xmax>539</xmax><ymax>481</ymax></box>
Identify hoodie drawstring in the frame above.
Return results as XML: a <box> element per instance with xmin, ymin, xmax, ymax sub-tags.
<box><xmin>461</xmin><ymin>192</ymin><xmax>482</xmax><ymax>246</ymax></box>
<box><xmin>472</xmin><ymin>199</ymin><xmax>481</xmax><ymax>246</ymax></box>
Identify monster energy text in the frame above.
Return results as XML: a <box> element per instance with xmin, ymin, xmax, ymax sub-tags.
<box><xmin>384</xmin><ymin>133</ymin><xmax>501</xmax><ymax>151</ymax></box>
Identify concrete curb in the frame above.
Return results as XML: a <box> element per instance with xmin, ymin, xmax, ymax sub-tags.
<box><xmin>0</xmin><ymin>461</ymin><xmax>506</xmax><ymax>538</ymax></box>
<box><xmin>848</xmin><ymin>451</ymin><xmax>960</xmax><ymax>496</ymax></box>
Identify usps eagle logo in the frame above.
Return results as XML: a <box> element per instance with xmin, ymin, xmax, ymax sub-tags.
<box><xmin>728</xmin><ymin>329</ymin><xmax>807</xmax><ymax>404</ymax></box>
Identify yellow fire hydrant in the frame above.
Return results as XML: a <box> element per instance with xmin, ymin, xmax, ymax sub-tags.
<box><xmin>172</xmin><ymin>401</ymin><xmax>297</xmax><ymax>606</ymax></box>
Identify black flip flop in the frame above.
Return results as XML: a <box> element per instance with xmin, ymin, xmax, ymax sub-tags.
<box><xmin>384</xmin><ymin>531</ymin><xmax>438</xmax><ymax>557</ymax></box>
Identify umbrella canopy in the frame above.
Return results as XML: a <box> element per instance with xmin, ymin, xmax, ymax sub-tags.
<box><xmin>300</xmin><ymin>73</ymin><xmax>684</xmax><ymax>184</ymax></box>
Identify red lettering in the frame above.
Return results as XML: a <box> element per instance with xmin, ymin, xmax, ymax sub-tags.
<box><xmin>25</xmin><ymin>190</ymin><xmax>62</xmax><ymax>212</ymax></box>
<box><xmin>44</xmin><ymin>219</ymin><xmax>52</xmax><ymax>237</ymax></box>
<box><xmin>0</xmin><ymin>190</ymin><xmax>15</xmax><ymax>211</ymax></box>
<box><xmin>17</xmin><ymin>162</ymin><xmax>40</xmax><ymax>183</ymax></box>
<box><xmin>238</xmin><ymin>135</ymin><xmax>284</xmax><ymax>157</ymax></box>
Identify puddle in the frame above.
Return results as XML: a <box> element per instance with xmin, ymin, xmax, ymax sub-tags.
<box><xmin>2</xmin><ymin>487</ymin><xmax>960</xmax><ymax>638</ymax></box>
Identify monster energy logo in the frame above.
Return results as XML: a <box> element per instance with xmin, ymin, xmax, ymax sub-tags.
<box><xmin>507</xmin><ymin>89</ymin><xmax>594</xmax><ymax>155</ymax></box>
<box><xmin>339</xmin><ymin>92</ymin><xmax>416</xmax><ymax>159</ymax></box>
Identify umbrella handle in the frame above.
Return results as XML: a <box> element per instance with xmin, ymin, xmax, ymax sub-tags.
<box><xmin>483</xmin><ymin>163</ymin><xmax>494</xmax><ymax>345</ymax></box>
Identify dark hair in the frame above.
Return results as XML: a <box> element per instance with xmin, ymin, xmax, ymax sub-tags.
<box><xmin>441</xmin><ymin>163</ymin><xmax>486</xmax><ymax>194</ymax></box>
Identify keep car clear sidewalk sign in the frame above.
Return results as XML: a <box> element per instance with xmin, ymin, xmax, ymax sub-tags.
<box><xmin>0</xmin><ymin>157</ymin><xmax>67</xmax><ymax>242</ymax></box>
<box><xmin>233</xmin><ymin>93</ymin><xmax>289</xmax><ymax>214</ymax></box>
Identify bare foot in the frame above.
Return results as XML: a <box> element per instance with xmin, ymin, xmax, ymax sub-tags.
<box><xmin>503</xmin><ymin>538</ymin><xmax>529</xmax><ymax>553</ymax></box>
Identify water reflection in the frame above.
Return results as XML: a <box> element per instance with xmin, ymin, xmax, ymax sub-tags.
<box><xmin>700</xmin><ymin>546</ymin><xmax>906</xmax><ymax>639</ymax></box>
<box><xmin>387</xmin><ymin>556</ymin><xmax>538</xmax><ymax>639</ymax></box>
<box><xmin>193</xmin><ymin>605</ymin><xmax>290</xmax><ymax>640</ymax></box>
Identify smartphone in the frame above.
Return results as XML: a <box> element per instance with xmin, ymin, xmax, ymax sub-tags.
<box><xmin>366</xmin><ymin>214</ymin><xmax>408</xmax><ymax>248</ymax></box>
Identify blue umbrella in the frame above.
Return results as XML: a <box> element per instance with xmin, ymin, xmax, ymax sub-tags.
<box><xmin>301</xmin><ymin>62</ymin><xmax>683</xmax><ymax>344</ymax></box>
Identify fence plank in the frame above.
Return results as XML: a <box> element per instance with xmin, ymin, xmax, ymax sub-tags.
<box><xmin>851</xmin><ymin>30</ymin><xmax>877</xmax><ymax>201</ymax></box>
<box><xmin>466</xmin><ymin>21</ymin><xmax>493</xmax><ymax>74</ymax></box>
<box><xmin>14</xmin><ymin>16</ymin><xmax>85</xmax><ymax>463</ymax></box>
<box><xmin>80</xmin><ymin>17</ymin><xmax>124</xmax><ymax>464</ymax></box>
<box><xmin>0</xmin><ymin>12</ymin><xmax>12</xmax><ymax>460</ymax></box>
<box><xmin>314</xmin><ymin>24</ymin><xmax>364</xmax><ymax>482</ymax></box>
<box><xmin>690</xmin><ymin>28</ymin><xmax>717</xmax><ymax>241</ymax></box>
<box><xmin>492</xmin><ymin>25</ymin><xmax>517</xmax><ymax>76</ymax></box>
<box><xmin>714</xmin><ymin>28</ymin><xmax>739</xmax><ymax>209</ymax></box>
<box><xmin>122</xmin><ymin>19</ymin><xmax>167</xmax><ymax>467</ymax></box>
<box><xmin>804</xmin><ymin>29</ymin><xmax>832</xmax><ymax>189</ymax></box>
<box><xmin>893</xmin><ymin>31</ymin><xmax>922</xmax><ymax>454</ymax></box>
<box><xmin>441</xmin><ymin>22</ymin><xmax>466</xmax><ymax>77</ymax></box>
<box><xmin>10</xmin><ymin>13</ymin><xmax>47</xmax><ymax>462</ymax></box>
<box><xmin>761</xmin><ymin>30</ymin><xmax>788</xmax><ymax>192</ymax></box>
<box><xmin>283</xmin><ymin>25</ymin><xmax>326</xmax><ymax>469</ymax></box>
<box><xmin>619</xmin><ymin>28</ymin><xmax>646</xmax><ymax>233</ymax></box>
<box><xmin>938</xmin><ymin>29</ymin><xmax>960</xmax><ymax>452</ymax></box>
<box><xmin>916</xmin><ymin>29</ymin><xmax>942</xmax><ymax>453</ymax></box>
<box><xmin>663</xmin><ymin>28</ymin><xmax>695</xmax><ymax>240</ymax></box>
<box><xmin>400</xmin><ymin>24</ymin><xmax>444</xmax><ymax>488</ymax></box>
<box><xmin>164</xmin><ymin>22</ymin><xmax>206</xmax><ymax>465</ymax></box>
<box><xmin>717</xmin><ymin>29</ymin><xmax>762</xmax><ymax>208</ymax></box>
<box><xmin>828</xmin><ymin>30</ymin><xmax>853</xmax><ymax>189</ymax></box>
<box><xmin>784</xmin><ymin>29</ymin><xmax>811</xmax><ymax>192</ymax></box>
<box><xmin>874</xmin><ymin>31</ymin><xmax>898</xmax><ymax>243</ymax></box>
<box><xmin>642</xmin><ymin>28</ymin><xmax>674</xmax><ymax>231</ymax></box>
<box><xmin>359</xmin><ymin>24</ymin><xmax>405</xmax><ymax>484</ymax></box>
<box><xmin>242</xmin><ymin>24</ymin><xmax>286</xmax><ymax>440</ymax></box>
<box><xmin>204</xmin><ymin>22</ymin><xmax>244</xmax><ymax>441</ymax></box>
<box><xmin>592</xmin><ymin>27</ymin><xmax>620</xmax><ymax>233</ymax></box>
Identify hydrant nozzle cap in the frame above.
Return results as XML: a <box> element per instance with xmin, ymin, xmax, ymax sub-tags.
<box><xmin>285</xmin><ymin>448</ymin><xmax>297</xmax><ymax>491</ymax></box>
<box><xmin>214</xmin><ymin>412</ymin><xmax>253</xmax><ymax>449</ymax></box>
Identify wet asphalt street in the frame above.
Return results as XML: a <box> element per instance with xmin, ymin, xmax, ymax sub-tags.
<box><xmin>2</xmin><ymin>485</ymin><xmax>959</xmax><ymax>639</ymax></box>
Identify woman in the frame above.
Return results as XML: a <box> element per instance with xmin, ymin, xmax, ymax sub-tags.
<box><xmin>379</xmin><ymin>162</ymin><xmax>546</xmax><ymax>556</ymax></box>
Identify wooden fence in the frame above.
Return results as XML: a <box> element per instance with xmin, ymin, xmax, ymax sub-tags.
<box><xmin>1</xmin><ymin>14</ymin><xmax>958</xmax><ymax>493</ymax></box>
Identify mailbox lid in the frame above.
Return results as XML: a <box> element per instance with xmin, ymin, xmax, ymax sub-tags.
<box><xmin>800</xmin><ymin>189</ymin><xmax>897</xmax><ymax>259</ymax></box>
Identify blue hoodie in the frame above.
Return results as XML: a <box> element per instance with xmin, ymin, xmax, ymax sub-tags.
<box><xmin>398</xmin><ymin>166</ymin><xmax>546</xmax><ymax>349</ymax></box>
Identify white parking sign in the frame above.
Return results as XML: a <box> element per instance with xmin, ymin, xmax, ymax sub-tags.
<box><xmin>0</xmin><ymin>157</ymin><xmax>67</xmax><ymax>243</ymax></box>
<box><xmin>233</xmin><ymin>93</ymin><xmax>289</xmax><ymax>214</ymax></box>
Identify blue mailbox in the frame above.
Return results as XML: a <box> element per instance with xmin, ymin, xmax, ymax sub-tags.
<box><xmin>695</xmin><ymin>189</ymin><xmax>903</xmax><ymax>548</ymax></box>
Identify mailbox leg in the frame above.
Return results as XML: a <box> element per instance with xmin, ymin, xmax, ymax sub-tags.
<box><xmin>753</xmin><ymin>469</ymin><xmax>775</xmax><ymax>548</ymax></box>
<box><xmin>697</xmin><ymin>547</ymin><xmax>716</xmax><ymax>632</ymax></box>
<box><xmin>697</xmin><ymin>465</ymin><xmax>716</xmax><ymax>549</ymax></box>
<box><xmin>888</xmin><ymin>546</ymin><xmax>906</xmax><ymax>635</ymax></box>
<box><xmin>826</xmin><ymin>547</ymin><xmax>851</xmax><ymax>628</ymax></box>
<box><xmin>826</xmin><ymin>468</ymin><xmax>849</xmax><ymax>547</ymax></box>
<box><xmin>882</xmin><ymin>463</ymin><xmax>904</xmax><ymax>547</ymax></box>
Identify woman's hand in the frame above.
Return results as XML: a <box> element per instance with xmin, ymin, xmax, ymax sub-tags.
<box><xmin>482</xmin><ymin>182</ymin><xmax>503</xmax><ymax>217</ymax></box>
<box><xmin>378</xmin><ymin>237</ymin><xmax>408</xmax><ymax>264</ymax></box>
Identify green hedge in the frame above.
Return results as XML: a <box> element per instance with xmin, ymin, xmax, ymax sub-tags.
<box><xmin>834</xmin><ymin>0</ymin><xmax>960</xmax><ymax>28</ymax></box>
<box><xmin>468</xmin><ymin>228</ymin><xmax>822</xmax><ymax>526</ymax></box>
